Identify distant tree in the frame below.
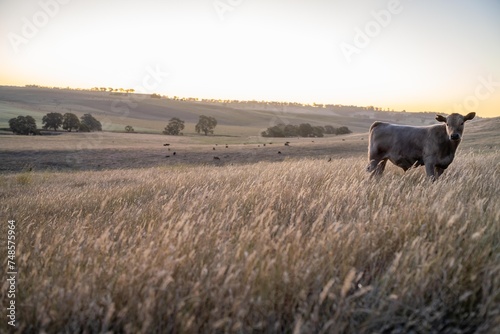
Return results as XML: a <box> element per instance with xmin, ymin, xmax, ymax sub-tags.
<box><xmin>195</xmin><ymin>115</ymin><xmax>217</xmax><ymax>136</ymax></box>
<box><xmin>163</xmin><ymin>118</ymin><xmax>185</xmax><ymax>135</ymax></box>
<box><xmin>150</xmin><ymin>93</ymin><xmax>162</xmax><ymax>99</ymax></box>
<box><xmin>80</xmin><ymin>114</ymin><xmax>102</xmax><ymax>132</ymax></box>
<box><xmin>25</xmin><ymin>116</ymin><xmax>37</xmax><ymax>134</ymax></box>
<box><xmin>125</xmin><ymin>125</ymin><xmax>135</xmax><ymax>133</ymax></box>
<box><xmin>335</xmin><ymin>126</ymin><xmax>352</xmax><ymax>135</ymax></box>
<box><xmin>62</xmin><ymin>113</ymin><xmax>80</xmax><ymax>132</ymax></box>
<box><xmin>42</xmin><ymin>112</ymin><xmax>63</xmax><ymax>131</ymax></box>
<box><xmin>283</xmin><ymin>124</ymin><xmax>298</xmax><ymax>137</ymax></box>
<box><xmin>9</xmin><ymin>115</ymin><xmax>37</xmax><ymax>135</ymax></box>
<box><xmin>324</xmin><ymin>125</ymin><xmax>335</xmax><ymax>134</ymax></box>
<box><xmin>261</xmin><ymin>125</ymin><xmax>285</xmax><ymax>137</ymax></box>
<box><xmin>79</xmin><ymin>123</ymin><xmax>91</xmax><ymax>132</ymax></box>
<box><xmin>312</xmin><ymin>126</ymin><xmax>325</xmax><ymax>137</ymax></box>
<box><xmin>261</xmin><ymin>123</ymin><xmax>350</xmax><ymax>138</ymax></box>
<box><xmin>298</xmin><ymin>123</ymin><xmax>314</xmax><ymax>137</ymax></box>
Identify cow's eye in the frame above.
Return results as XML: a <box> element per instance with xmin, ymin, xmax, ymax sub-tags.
<box><xmin>461</xmin><ymin>122</ymin><xmax>464</xmax><ymax>126</ymax></box>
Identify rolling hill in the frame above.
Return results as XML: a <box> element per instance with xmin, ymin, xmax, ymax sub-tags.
<box><xmin>2</xmin><ymin>85</ymin><xmax>498</xmax><ymax>172</ymax></box>
<box><xmin>1</xmin><ymin>86</ymin><xmax>443</xmax><ymax>136</ymax></box>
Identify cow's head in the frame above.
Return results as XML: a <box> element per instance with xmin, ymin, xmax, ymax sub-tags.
<box><xmin>436</xmin><ymin>112</ymin><xmax>475</xmax><ymax>142</ymax></box>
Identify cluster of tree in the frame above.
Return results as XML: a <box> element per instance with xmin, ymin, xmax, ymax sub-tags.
<box><xmin>8</xmin><ymin>113</ymin><xmax>102</xmax><ymax>135</ymax></box>
<box><xmin>41</xmin><ymin>112</ymin><xmax>102</xmax><ymax>132</ymax></box>
<box><xmin>162</xmin><ymin>115</ymin><xmax>217</xmax><ymax>136</ymax></box>
<box><xmin>261</xmin><ymin>123</ymin><xmax>352</xmax><ymax>138</ymax></box>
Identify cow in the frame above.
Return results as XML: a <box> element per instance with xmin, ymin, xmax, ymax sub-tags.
<box><xmin>367</xmin><ymin>112</ymin><xmax>475</xmax><ymax>180</ymax></box>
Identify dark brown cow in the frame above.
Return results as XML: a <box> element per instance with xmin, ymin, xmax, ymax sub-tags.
<box><xmin>367</xmin><ymin>112</ymin><xmax>475</xmax><ymax>179</ymax></box>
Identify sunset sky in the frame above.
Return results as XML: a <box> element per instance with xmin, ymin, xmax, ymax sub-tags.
<box><xmin>1</xmin><ymin>0</ymin><xmax>499</xmax><ymax>117</ymax></box>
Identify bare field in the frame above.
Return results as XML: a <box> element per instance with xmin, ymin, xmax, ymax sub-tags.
<box><xmin>0</xmin><ymin>132</ymin><xmax>367</xmax><ymax>172</ymax></box>
<box><xmin>1</xmin><ymin>150</ymin><xmax>499</xmax><ymax>333</ymax></box>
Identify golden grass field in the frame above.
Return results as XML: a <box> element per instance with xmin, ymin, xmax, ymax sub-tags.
<box><xmin>1</xmin><ymin>142</ymin><xmax>499</xmax><ymax>332</ymax></box>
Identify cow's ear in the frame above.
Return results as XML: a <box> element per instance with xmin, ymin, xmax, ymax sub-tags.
<box><xmin>435</xmin><ymin>115</ymin><xmax>447</xmax><ymax>123</ymax></box>
<box><xmin>464</xmin><ymin>112</ymin><xmax>476</xmax><ymax>121</ymax></box>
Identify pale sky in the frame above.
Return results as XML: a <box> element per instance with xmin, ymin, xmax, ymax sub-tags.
<box><xmin>1</xmin><ymin>0</ymin><xmax>499</xmax><ymax>117</ymax></box>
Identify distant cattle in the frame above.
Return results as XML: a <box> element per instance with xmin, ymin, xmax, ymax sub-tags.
<box><xmin>367</xmin><ymin>112</ymin><xmax>475</xmax><ymax>180</ymax></box>
<box><xmin>163</xmin><ymin>143</ymin><xmax>170</xmax><ymax>146</ymax></box>
<box><xmin>213</xmin><ymin>156</ymin><xmax>220</xmax><ymax>160</ymax></box>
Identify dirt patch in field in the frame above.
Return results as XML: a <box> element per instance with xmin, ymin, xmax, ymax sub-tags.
<box><xmin>0</xmin><ymin>138</ymin><xmax>367</xmax><ymax>172</ymax></box>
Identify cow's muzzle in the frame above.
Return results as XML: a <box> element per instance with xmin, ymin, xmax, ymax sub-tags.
<box><xmin>450</xmin><ymin>133</ymin><xmax>460</xmax><ymax>141</ymax></box>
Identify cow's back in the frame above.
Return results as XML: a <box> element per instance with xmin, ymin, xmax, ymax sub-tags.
<box><xmin>368</xmin><ymin>123</ymin><xmax>435</xmax><ymax>170</ymax></box>
<box><xmin>369</xmin><ymin>121</ymin><xmax>386</xmax><ymax>133</ymax></box>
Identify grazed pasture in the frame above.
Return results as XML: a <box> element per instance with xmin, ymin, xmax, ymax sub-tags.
<box><xmin>0</xmin><ymin>132</ymin><xmax>367</xmax><ymax>172</ymax></box>
<box><xmin>1</xmin><ymin>150</ymin><xmax>499</xmax><ymax>333</ymax></box>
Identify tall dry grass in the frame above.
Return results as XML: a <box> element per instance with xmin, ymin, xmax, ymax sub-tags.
<box><xmin>1</xmin><ymin>151</ymin><xmax>499</xmax><ymax>333</ymax></box>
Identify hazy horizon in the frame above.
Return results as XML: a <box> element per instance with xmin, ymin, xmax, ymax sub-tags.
<box><xmin>1</xmin><ymin>0</ymin><xmax>499</xmax><ymax>117</ymax></box>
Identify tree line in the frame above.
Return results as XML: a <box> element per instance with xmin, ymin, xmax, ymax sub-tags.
<box><xmin>8</xmin><ymin>112</ymin><xmax>350</xmax><ymax>139</ymax></box>
<box><xmin>261</xmin><ymin>123</ymin><xmax>352</xmax><ymax>138</ymax></box>
<box><xmin>25</xmin><ymin>85</ymin><xmax>398</xmax><ymax>113</ymax></box>
<box><xmin>8</xmin><ymin>113</ymin><xmax>102</xmax><ymax>135</ymax></box>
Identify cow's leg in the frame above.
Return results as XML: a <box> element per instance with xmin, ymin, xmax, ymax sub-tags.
<box><xmin>425</xmin><ymin>162</ymin><xmax>437</xmax><ymax>180</ymax></box>
<box><xmin>369</xmin><ymin>159</ymin><xmax>387</xmax><ymax>178</ymax></box>
<box><xmin>366</xmin><ymin>159</ymin><xmax>379</xmax><ymax>173</ymax></box>
<box><xmin>367</xmin><ymin>145</ymin><xmax>384</xmax><ymax>172</ymax></box>
<box><xmin>435</xmin><ymin>167</ymin><xmax>445</xmax><ymax>179</ymax></box>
